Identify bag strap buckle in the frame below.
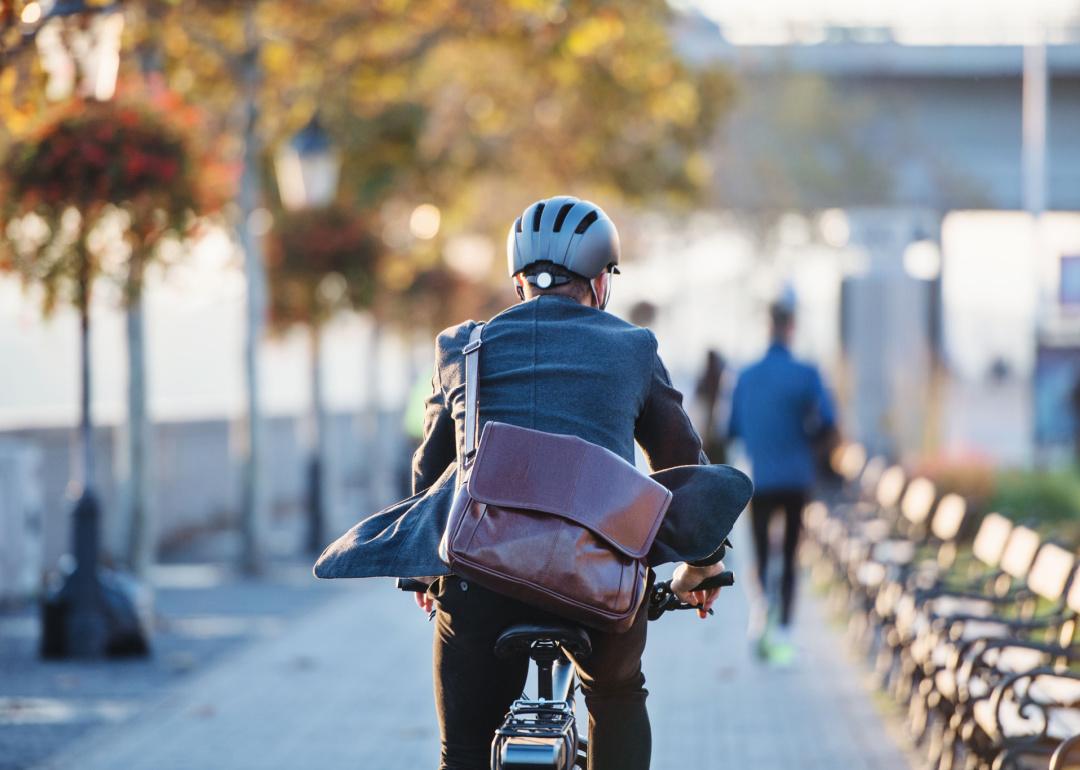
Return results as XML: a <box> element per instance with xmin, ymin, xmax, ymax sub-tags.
<box><xmin>461</xmin><ymin>322</ymin><xmax>486</xmax><ymax>475</ymax></box>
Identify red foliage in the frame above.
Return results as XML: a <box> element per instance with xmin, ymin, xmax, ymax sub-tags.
<box><xmin>4</xmin><ymin>95</ymin><xmax>234</xmax><ymax>218</ymax></box>
<box><xmin>1</xmin><ymin>95</ymin><xmax>228</xmax><ymax>311</ymax></box>
<box><xmin>265</xmin><ymin>204</ymin><xmax>383</xmax><ymax>330</ymax></box>
<box><xmin>9</xmin><ymin>100</ymin><xmax>191</xmax><ymax>212</ymax></box>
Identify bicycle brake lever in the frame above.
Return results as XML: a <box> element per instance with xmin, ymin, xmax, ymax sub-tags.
<box><xmin>647</xmin><ymin>589</ymin><xmax>716</xmax><ymax>620</ymax></box>
<box><xmin>669</xmin><ymin>602</ymin><xmax>715</xmax><ymax>616</ymax></box>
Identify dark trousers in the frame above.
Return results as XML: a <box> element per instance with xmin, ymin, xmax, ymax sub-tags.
<box><xmin>749</xmin><ymin>489</ymin><xmax>807</xmax><ymax>627</ymax></box>
<box><xmin>432</xmin><ymin>577</ymin><xmax>651</xmax><ymax>770</ymax></box>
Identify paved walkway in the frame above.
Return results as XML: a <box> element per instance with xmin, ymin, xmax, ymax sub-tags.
<box><xmin>31</xmin><ymin>555</ymin><xmax>910</xmax><ymax>770</ymax></box>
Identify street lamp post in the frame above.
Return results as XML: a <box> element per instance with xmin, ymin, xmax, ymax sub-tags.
<box><xmin>274</xmin><ymin>116</ymin><xmax>341</xmax><ymax>554</ymax></box>
<box><xmin>275</xmin><ymin>116</ymin><xmax>341</xmax><ymax>211</ymax></box>
<box><xmin>30</xmin><ymin>0</ymin><xmax>149</xmax><ymax>659</ymax></box>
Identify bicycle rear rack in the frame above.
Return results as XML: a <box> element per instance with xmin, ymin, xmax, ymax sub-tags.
<box><xmin>492</xmin><ymin>699</ymin><xmax>578</xmax><ymax>769</ymax></box>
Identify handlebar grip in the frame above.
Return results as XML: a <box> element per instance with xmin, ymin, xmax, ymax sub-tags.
<box><xmin>690</xmin><ymin>571</ymin><xmax>735</xmax><ymax>592</ymax></box>
<box><xmin>396</xmin><ymin>578</ymin><xmax>432</xmax><ymax>593</ymax></box>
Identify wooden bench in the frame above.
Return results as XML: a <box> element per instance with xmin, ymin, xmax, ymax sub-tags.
<box><xmin>901</xmin><ymin>523</ymin><xmax>1041</xmax><ymax>749</ymax></box>
<box><xmin>972</xmin><ymin>667</ymin><xmax>1080</xmax><ymax>770</ymax></box>
<box><xmin>1051</xmin><ymin>729</ymin><xmax>1080</xmax><ymax>770</ymax></box>
<box><xmin>866</xmin><ymin>490</ymin><xmax>969</xmax><ymax>685</ymax></box>
<box><xmin>918</xmin><ymin>541</ymin><xmax>1075</xmax><ymax>769</ymax></box>
<box><xmin>845</xmin><ymin>478</ymin><xmax>962</xmax><ymax>656</ymax></box>
<box><xmin>817</xmin><ymin>464</ymin><xmax>908</xmax><ymax>610</ymax></box>
<box><xmin>947</xmin><ymin>550</ymin><xmax>1080</xmax><ymax>770</ymax></box>
<box><xmin>809</xmin><ymin>453</ymin><xmax>1080</xmax><ymax>770</ymax></box>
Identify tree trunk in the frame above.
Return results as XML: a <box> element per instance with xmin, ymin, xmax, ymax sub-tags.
<box><xmin>365</xmin><ymin>317</ymin><xmax>384</xmax><ymax>511</ymax></box>
<box><xmin>123</xmin><ymin>0</ymin><xmax>168</xmax><ymax>581</ymax></box>
<box><xmin>236</xmin><ymin>5</ymin><xmax>267</xmax><ymax>574</ymax></box>
<box><xmin>73</xmin><ymin>238</ymin><xmax>100</xmax><ymax>577</ymax></box>
<box><xmin>79</xmin><ymin>286</ymin><xmax>94</xmax><ymax>506</ymax></box>
<box><xmin>61</xmin><ymin>242</ymin><xmax>146</xmax><ymax>659</ymax></box>
<box><xmin>68</xmin><ymin>282</ymin><xmax>108</xmax><ymax>657</ymax></box>
<box><xmin>307</xmin><ymin>324</ymin><xmax>326</xmax><ymax>553</ymax></box>
<box><xmin>124</xmin><ymin>290</ymin><xmax>154</xmax><ymax>576</ymax></box>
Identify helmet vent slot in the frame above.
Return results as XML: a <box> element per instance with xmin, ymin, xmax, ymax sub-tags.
<box><xmin>552</xmin><ymin>203</ymin><xmax>575</xmax><ymax>232</ymax></box>
<box><xmin>532</xmin><ymin>203</ymin><xmax>546</xmax><ymax>231</ymax></box>
<box><xmin>574</xmin><ymin>210</ymin><xmax>598</xmax><ymax>234</ymax></box>
<box><xmin>514</xmin><ymin>216</ymin><xmax>523</xmax><ymax>233</ymax></box>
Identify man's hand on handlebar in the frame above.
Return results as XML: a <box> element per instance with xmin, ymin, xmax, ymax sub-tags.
<box><xmin>670</xmin><ymin>561</ymin><xmax>727</xmax><ymax>619</ymax></box>
<box><xmin>415</xmin><ymin>591</ymin><xmax>434</xmax><ymax>614</ymax></box>
<box><xmin>399</xmin><ymin>568</ymin><xmax>735</xmax><ymax>623</ymax></box>
<box><xmin>398</xmin><ymin>577</ymin><xmax>437</xmax><ymax>616</ymax></box>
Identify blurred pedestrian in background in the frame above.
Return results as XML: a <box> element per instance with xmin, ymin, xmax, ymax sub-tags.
<box><xmin>399</xmin><ymin>372</ymin><xmax>434</xmax><ymax>498</ymax></box>
<box><xmin>693</xmin><ymin>349</ymin><xmax>728</xmax><ymax>465</ymax></box>
<box><xmin>729</xmin><ymin>296</ymin><xmax>836</xmax><ymax>666</ymax></box>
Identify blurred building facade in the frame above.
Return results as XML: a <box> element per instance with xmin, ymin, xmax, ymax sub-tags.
<box><xmin>669</xmin><ymin>18</ymin><xmax>1080</xmax><ymax>465</ymax></box>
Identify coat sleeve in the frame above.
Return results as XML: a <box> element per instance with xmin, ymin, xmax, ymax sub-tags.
<box><xmin>411</xmin><ymin>360</ymin><xmax>457</xmax><ymax>495</ymax></box>
<box><xmin>636</xmin><ymin>339</ymin><xmax>744</xmax><ymax>569</ymax></box>
<box><xmin>806</xmin><ymin>366</ymin><xmax>837</xmax><ymax>434</ymax></box>
<box><xmin>634</xmin><ymin>345</ymin><xmax>707</xmax><ymax>471</ymax></box>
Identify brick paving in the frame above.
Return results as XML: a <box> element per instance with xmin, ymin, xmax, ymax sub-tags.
<box><xmin>0</xmin><ymin>559</ymin><xmax>346</xmax><ymax>770</ymax></box>
<box><xmin>28</xmin><ymin>556</ymin><xmax>911</xmax><ymax>770</ymax></box>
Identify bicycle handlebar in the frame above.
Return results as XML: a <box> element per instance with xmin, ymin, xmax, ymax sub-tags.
<box><xmin>647</xmin><ymin>570</ymin><xmax>735</xmax><ymax>621</ymax></box>
<box><xmin>396</xmin><ymin>570</ymin><xmax>735</xmax><ymax>622</ymax></box>
<box><xmin>397</xmin><ymin>577</ymin><xmax>432</xmax><ymax>593</ymax></box>
<box><xmin>686</xmin><ymin>570</ymin><xmax>736</xmax><ymax>592</ymax></box>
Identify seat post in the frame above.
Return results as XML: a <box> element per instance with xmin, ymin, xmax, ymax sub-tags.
<box><xmin>536</xmin><ymin>658</ymin><xmax>554</xmax><ymax>701</ymax></box>
<box><xmin>531</xmin><ymin>641</ymin><xmax>560</xmax><ymax>701</ymax></box>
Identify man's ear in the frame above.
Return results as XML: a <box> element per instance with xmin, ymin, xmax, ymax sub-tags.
<box><xmin>513</xmin><ymin>274</ymin><xmax>527</xmax><ymax>301</ymax></box>
<box><xmin>591</xmin><ymin>272</ymin><xmax>610</xmax><ymax>309</ymax></box>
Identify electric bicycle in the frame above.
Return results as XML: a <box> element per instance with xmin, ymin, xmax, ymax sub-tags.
<box><xmin>399</xmin><ymin>570</ymin><xmax>734</xmax><ymax>769</ymax></box>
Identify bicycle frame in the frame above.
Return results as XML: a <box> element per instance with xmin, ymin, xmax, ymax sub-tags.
<box><xmin>490</xmin><ymin>571</ymin><xmax>735</xmax><ymax>770</ymax></box>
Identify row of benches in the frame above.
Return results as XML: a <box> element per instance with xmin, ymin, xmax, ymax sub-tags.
<box><xmin>807</xmin><ymin>445</ymin><xmax>1080</xmax><ymax>770</ymax></box>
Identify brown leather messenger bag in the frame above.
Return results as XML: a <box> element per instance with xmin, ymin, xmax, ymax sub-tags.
<box><xmin>439</xmin><ymin>322</ymin><xmax>673</xmax><ymax>633</ymax></box>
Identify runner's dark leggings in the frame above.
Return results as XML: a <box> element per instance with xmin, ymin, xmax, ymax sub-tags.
<box><xmin>431</xmin><ymin>577</ymin><xmax>651</xmax><ymax>770</ymax></box>
<box><xmin>749</xmin><ymin>489</ymin><xmax>807</xmax><ymax>627</ymax></box>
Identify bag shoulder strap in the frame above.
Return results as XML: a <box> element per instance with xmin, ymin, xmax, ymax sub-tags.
<box><xmin>462</xmin><ymin>322</ymin><xmax>485</xmax><ymax>466</ymax></box>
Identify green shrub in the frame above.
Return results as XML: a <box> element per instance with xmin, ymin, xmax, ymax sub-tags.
<box><xmin>913</xmin><ymin>457</ymin><xmax>1080</xmax><ymax>541</ymax></box>
<box><xmin>915</xmin><ymin>456</ymin><xmax>996</xmax><ymax>510</ymax></box>
<box><xmin>990</xmin><ymin>470</ymin><xmax>1080</xmax><ymax>526</ymax></box>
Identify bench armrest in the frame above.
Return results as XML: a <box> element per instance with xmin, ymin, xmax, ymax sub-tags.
<box><xmin>919</xmin><ymin>587</ymin><xmax>1021</xmax><ymax>610</ymax></box>
<box><xmin>985</xmin><ymin>667</ymin><xmax>1080</xmax><ymax>740</ymax></box>
<box><xmin>942</xmin><ymin>610</ymin><xmax>1066</xmax><ymax>638</ymax></box>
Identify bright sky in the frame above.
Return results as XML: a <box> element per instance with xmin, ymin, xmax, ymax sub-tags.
<box><xmin>682</xmin><ymin>0</ymin><xmax>1080</xmax><ymax>45</ymax></box>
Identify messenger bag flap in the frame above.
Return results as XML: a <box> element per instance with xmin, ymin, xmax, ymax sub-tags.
<box><xmin>466</xmin><ymin>421</ymin><xmax>672</xmax><ymax>560</ymax></box>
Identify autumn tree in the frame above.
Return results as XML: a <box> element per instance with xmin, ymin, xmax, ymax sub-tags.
<box><xmin>4</xmin><ymin>0</ymin><xmax>733</xmax><ymax>568</ymax></box>
<box><xmin>0</xmin><ymin>98</ymin><xmax>202</xmax><ymax>654</ymax></box>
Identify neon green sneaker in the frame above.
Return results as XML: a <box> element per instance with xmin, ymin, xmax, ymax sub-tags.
<box><xmin>766</xmin><ymin>627</ymin><xmax>796</xmax><ymax>668</ymax></box>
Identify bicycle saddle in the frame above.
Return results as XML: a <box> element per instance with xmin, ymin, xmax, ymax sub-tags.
<box><xmin>494</xmin><ymin>623</ymin><xmax>593</xmax><ymax>659</ymax></box>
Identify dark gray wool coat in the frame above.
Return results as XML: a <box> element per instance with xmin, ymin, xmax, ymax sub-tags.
<box><xmin>314</xmin><ymin>295</ymin><xmax>752</xmax><ymax>580</ymax></box>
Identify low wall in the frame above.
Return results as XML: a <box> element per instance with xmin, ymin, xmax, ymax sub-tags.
<box><xmin>0</xmin><ymin>409</ymin><xmax>410</xmax><ymax>598</ymax></box>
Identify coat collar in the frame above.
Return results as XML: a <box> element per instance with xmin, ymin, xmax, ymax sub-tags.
<box><xmin>766</xmin><ymin>341</ymin><xmax>792</xmax><ymax>357</ymax></box>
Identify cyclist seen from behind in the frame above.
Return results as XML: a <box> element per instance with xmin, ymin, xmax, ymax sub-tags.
<box><xmin>315</xmin><ymin>196</ymin><xmax>752</xmax><ymax>770</ymax></box>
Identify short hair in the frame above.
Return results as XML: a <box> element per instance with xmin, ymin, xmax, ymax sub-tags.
<box><xmin>521</xmin><ymin>261</ymin><xmax>591</xmax><ymax>300</ymax></box>
<box><xmin>769</xmin><ymin>301</ymin><xmax>794</xmax><ymax>328</ymax></box>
